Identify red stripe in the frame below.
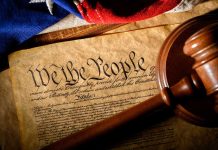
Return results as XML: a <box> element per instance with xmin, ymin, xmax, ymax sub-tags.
<box><xmin>76</xmin><ymin>0</ymin><xmax>182</xmax><ymax>23</ymax></box>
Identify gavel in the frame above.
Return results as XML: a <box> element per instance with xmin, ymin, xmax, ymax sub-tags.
<box><xmin>42</xmin><ymin>16</ymin><xmax>218</xmax><ymax>150</ymax></box>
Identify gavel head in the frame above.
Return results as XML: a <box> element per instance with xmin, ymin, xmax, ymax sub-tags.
<box><xmin>183</xmin><ymin>23</ymin><xmax>218</xmax><ymax>95</ymax></box>
<box><xmin>157</xmin><ymin>16</ymin><xmax>218</xmax><ymax>126</ymax></box>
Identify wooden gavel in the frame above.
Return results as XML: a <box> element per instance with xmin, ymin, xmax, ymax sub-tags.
<box><xmin>42</xmin><ymin>19</ymin><xmax>218</xmax><ymax>150</ymax></box>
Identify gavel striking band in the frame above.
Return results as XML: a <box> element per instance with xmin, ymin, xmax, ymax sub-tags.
<box><xmin>42</xmin><ymin>22</ymin><xmax>218</xmax><ymax>150</ymax></box>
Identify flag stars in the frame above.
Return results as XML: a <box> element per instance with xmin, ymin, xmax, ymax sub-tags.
<box><xmin>29</xmin><ymin>0</ymin><xmax>54</xmax><ymax>15</ymax></box>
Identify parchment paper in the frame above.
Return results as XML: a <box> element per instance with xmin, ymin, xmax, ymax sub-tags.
<box><xmin>8</xmin><ymin>24</ymin><xmax>218</xmax><ymax>150</ymax></box>
<box><xmin>0</xmin><ymin>70</ymin><xmax>21</xmax><ymax>150</ymax></box>
<box><xmin>1</xmin><ymin>1</ymin><xmax>218</xmax><ymax>149</ymax></box>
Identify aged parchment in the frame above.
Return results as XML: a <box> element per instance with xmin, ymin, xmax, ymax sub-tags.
<box><xmin>8</xmin><ymin>24</ymin><xmax>218</xmax><ymax>150</ymax></box>
<box><xmin>0</xmin><ymin>70</ymin><xmax>21</xmax><ymax>150</ymax></box>
<box><xmin>9</xmin><ymin>25</ymin><xmax>177</xmax><ymax>150</ymax></box>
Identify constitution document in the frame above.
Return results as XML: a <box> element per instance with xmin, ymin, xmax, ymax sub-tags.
<box><xmin>0</xmin><ymin>24</ymin><xmax>217</xmax><ymax>150</ymax></box>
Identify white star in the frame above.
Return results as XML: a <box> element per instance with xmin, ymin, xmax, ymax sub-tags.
<box><xmin>29</xmin><ymin>0</ymin><xmax>54</xmax><ymax>15</ymax></box>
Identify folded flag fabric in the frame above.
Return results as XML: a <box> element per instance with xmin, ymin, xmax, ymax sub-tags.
<box><xmin>0</xmin><ymin>0</ymin><xmax>183</xmax><ymax>55</ymax></box>
<box><xmin>54</xmin><ymin>0</ymin><xmax>82</xmax><ymax>17</ymax></box>
<box><xmin>74</xmin><ymin>0</ymin><xmax>182</xmax><ymax>23</ymax></box>
<box><xmin>168</xmin><ymin>0</ymin><xmax>203</xmax><ymax>12</ymax></box>
<box><xmin>0</xmin><ymin>0</ymin><xmax>79</xmax><ymax>55</ymax></box>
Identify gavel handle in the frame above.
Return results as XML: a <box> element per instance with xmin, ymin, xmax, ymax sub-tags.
<box><xmin>42</xmin><ymin>74</ymin><xmax>203</xmax><ymax>150</ymax></box>
<box><xmin>42</xmin><ymin>90</ymin><xmax>170</xmax><ymax>150</ymax></box>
